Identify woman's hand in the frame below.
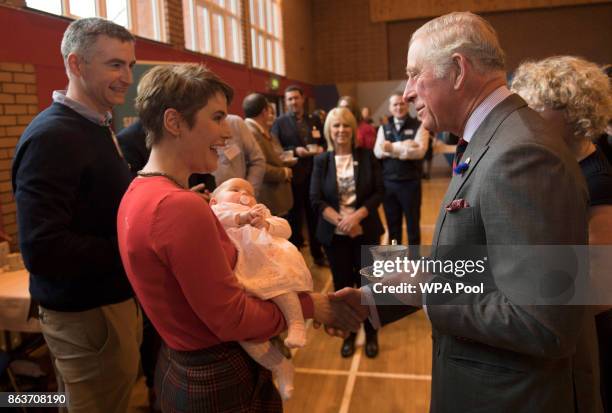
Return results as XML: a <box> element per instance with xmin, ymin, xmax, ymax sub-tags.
<box><xmin>347</xmin><ymin>224</ymin><xmax>364</xmax><ymax>238</ymax></box>
<box><xmin>190</xmin><ymin>183</ymin><xmax>211</xmax><ymax>202</ymax></box>
<box><xmin>337</xmin><ymin>207</ymin><xmax>368</xmax><ymax>234</ymax></box>
<box><xmin>323</xmin><ymin>207</ymin><xmax>342</xmax><ymax>225</ymax></box>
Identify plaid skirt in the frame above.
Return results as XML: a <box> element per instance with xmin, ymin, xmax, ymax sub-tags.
<box><xmin>155</xmin><ymin>342</ymin><xmax>283</xmax><ymax>413</ymax></box>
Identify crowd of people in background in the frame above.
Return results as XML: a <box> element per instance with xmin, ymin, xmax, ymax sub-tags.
<box><xmin>8</xmin><ymin>9</ymin><xmax>612</xmax><ymax>413</ymax></box>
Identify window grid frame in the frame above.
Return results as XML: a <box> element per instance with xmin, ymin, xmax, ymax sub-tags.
<box><xmin>248</xmin><ymin>0</ymin><xmax>283</xmax><ymax>75</ymax></box>
<box><xmin>186</xmin><ymin>0</ymin><xmax>244</xmax><ymax>64</ymax></box>
<box><xmin>29</xmin><ymin>0</ymin><xmax>165</xmax><ymax>42</ymax></box>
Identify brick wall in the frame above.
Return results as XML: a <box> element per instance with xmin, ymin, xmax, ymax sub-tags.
<box><xmin>165</xmin><ymin>0</ymin><xmax>185</xmax><ymax>49</ymax></box>
<box><xmin>0</xmin><ymin>62</ymin><xmax>37</xmax><ymax>250</ymax></box>
<box><xmin>313</xmin><ymin>0</ymin><xmax>388</xmax><ymax>84</ymax></box>
<box><xmin>386</xmin><ymin>3</ymin><xmax>612</xmax><ymax>79</ymax></box>
<box><xmin>282</xmin><ymin>0</ymin><xmax>316</xmax><ymax>84</ymax></box>
<box><xmin>0</xmin><ymin>0</ymin><xmax>25</xmax><ymax>7</ymax></box>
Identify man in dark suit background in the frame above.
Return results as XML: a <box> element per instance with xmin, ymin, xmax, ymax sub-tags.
<box><xmin>271</xmin><ymin>85</ymin><xmax>327</xmax><ymax>266</ymax></box>
<box><xmin>332</xmin><ymin>11</ymin><xmax>598</xmax><ymax>412</ymax></box>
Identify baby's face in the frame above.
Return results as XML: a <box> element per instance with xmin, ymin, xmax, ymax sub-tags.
<box><xmin>214</xmin><ymin>179</ymin><xmax>256</xmax><ymax>207</ymax></box>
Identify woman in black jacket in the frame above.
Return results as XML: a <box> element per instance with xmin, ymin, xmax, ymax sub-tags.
<box><xmin>310</xmin><ymin>107</ymin><xmax>385</xmax><ymax>358</ymax></box>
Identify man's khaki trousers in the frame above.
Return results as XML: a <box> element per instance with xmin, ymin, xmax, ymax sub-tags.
<box><xmin>39</xmin><ymin>298</ymin><xmax>143</xmax><ymax>413</ymax></box>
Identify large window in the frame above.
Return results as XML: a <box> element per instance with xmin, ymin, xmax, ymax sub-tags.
<box><xmin>249</xmin><ymin>0</ymin><xmax>283</xmax><ymax>75</ymax></box>
<box><xmin>183</xmin><ymin>0</ymin><xmax>244</xmax><ymax>64</ymax></box>
<box><xmin>183</xmin><ymin>0</ymin><xmax>284</xmax><ymax>75</ymax></box>
<box><xmin>26</xmin><ymin>0</ymin><xmax>166</xmax><ymax>43</ymax></box>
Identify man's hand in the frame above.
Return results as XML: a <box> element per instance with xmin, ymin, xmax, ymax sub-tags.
<box><xmin>311</xmin><ymin>288</ymin><xmax>371</xmax><ymax>338</ymax></box>
<box><xmin>330</xmin><ymin>288</ymin><xmax>370</xmax><ymax>320</ymax></box>
<box><xmin>295</xmin><ymin>147</ymin><xmax>313</xmax><ymax>158</ymax></box>
<box><xmin>382</xmin><ymin>141</ymin><xmax>394</xmax><ymax>153</ymax></box>
<box><xmin>283</xmin><ymin>167</ymin><xmax>293</xmax><ymax>181</ymax></box>
<box><xmin>322</xmin><ymin>288</ymin><xmax>371</xmax><ymax>337</ymax></box>
<box><xmin>310</xmin><ymin>292</ymin><xmax>362</xmax><ymax>335</ymax></box>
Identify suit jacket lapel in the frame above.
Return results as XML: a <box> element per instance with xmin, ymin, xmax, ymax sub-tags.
<box><xmin>327</xmin><ymin>153</ymin><xmax>339</xmax><ymax>208</ymax></box>
<box><xmin>353</xmin><ymin>150</ymin><xmax>361</xmax><ymax>202</ymax></box>
<box><xmin>433</xmin><ymin>94</ymin><xmax>528</xmax><ymax>246</ymax></box>
<box><xmin>442</xmin><ymin>145</ymin><xmax>490</xmax><ymax>207</ymax></box>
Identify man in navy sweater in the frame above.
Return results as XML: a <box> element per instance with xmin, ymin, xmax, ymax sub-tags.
<box><xmin>12</xmin><ymin>18</ymin><xmax>142</xmax><ymax>413</ymax></box>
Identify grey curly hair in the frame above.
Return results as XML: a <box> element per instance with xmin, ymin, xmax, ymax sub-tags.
<box><xmin>511</xmin><ymin>56</ymin><xmax>612</xmax><ymax>139</ymax></box>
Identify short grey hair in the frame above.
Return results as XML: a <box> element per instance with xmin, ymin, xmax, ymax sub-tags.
<box><xmin>61</xmin><ymin>17</ymin><xmax>134</xmax><ymax>63</ymax></box>
<box><xmin>411</xmin><ymin>12</ymin><xmax>505</xmax><ymax>78</ymax></box>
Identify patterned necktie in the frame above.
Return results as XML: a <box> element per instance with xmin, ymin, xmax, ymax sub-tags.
<box><xmin>452</xmin><ymin>138</ymin><xmax>468</xmax><ymax>170</ymax></box>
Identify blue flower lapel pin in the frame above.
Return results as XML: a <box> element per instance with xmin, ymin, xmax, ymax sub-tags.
<box><xmin>453</xmin><ymin>156</ymin><xmax>471</xmax><ymax>175</ymax></box>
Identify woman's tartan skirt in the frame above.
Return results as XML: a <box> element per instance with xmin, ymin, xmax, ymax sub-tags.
<box><xmin>155</xmin><ymin>341</ymin><xmax>283</xmax><ymax>412</ymax></box>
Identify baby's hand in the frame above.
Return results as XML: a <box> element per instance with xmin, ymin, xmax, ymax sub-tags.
<box><xmin>237</xmin><ymin>204</ymin><xmax>267</xmax><ymax>226</ymax></box>
<box><xmin>248</xmin><ymin>204</ymin><xmax>270</xmax><ymax>229</ymax></box>
<box><xmin>250</xmin><ymin>215</ymin><xmax>269</xmax><ymax>230</ymax></box>
<box><xmin>248</xmin><ymin>204</ymin><xmax>268</xmax><ymax>219</ymax></box>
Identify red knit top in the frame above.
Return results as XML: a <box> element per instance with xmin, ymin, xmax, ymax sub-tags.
<box><xmin>117</xmin><ymin>176</ymin><xmax>314</xmax><ymax>351</ymax></box>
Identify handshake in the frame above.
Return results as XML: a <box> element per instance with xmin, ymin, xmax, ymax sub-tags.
<box><xmin>310</xmin><ymin>288</ymin><xmax>370</xmax><ymax>337</ymax></box>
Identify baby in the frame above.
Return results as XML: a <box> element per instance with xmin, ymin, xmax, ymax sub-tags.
<box><xmin>210</xmin><ymin>178</ymin><xmax>313</xmax><ymax>400</ymax></box>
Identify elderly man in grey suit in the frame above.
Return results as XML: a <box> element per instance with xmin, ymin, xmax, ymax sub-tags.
<box><xmin>331</xmin><ymin>11</ymin><xmax>599</xmax><ymax>413</ymax></box>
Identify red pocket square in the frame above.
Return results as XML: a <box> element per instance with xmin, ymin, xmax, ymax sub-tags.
<box><xmin>445</xmin><ymin>199</ymin><xmax>470</xmax><ymax>212</ymax></box>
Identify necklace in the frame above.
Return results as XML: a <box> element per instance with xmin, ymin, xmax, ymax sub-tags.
<box><xmin>137</xmin><ymin>171</ymin><xmax>186</xmax><ymax>189</ymax></box>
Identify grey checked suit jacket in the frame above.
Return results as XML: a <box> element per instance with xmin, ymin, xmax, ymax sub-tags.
<box><xmin>376</xmin><ymin>95</ymin><xmax>600</xmax><ymax>412</ymax></box>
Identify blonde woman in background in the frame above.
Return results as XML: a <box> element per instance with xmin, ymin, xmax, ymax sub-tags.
<box><xmin>310</xmin><ymin>107</ymin><xmax>385</xmax><ymax>358</ymax></box>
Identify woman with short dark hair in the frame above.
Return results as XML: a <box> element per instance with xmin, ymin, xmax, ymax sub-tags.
<box><xmin>117</xmin><ymin>64</ymin><xmax>358</xmax><ymax>412</ymax></box>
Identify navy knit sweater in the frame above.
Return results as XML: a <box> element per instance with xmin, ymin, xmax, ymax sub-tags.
<box><xmin>12</xmin><ymin>102</ymin><xmax>134</xmax><ymax>311</ymax></box>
